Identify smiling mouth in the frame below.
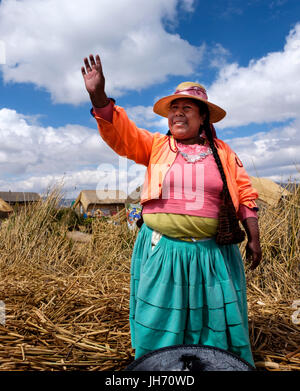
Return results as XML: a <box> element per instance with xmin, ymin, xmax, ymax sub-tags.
<box><xmin>173</xmin><ymin>121</ymin><xmax>186</xmax><ymax>125</ymax></box>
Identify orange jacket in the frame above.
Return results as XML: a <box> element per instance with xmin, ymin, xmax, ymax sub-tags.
<box><xmin>94</xmin><ymin>105</ymin><xmax>258</xmax><ymax>212</ymax></box>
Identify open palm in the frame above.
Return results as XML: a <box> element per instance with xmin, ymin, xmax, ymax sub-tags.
<box><xmin>81</xmin><ymin>54</ymin><xmax>105</xmax><ymax>96</ymax></box>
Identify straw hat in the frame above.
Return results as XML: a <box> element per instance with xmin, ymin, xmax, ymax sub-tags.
<box><xmin>153</xmin><ymin>82</ymin><xmax>226</xmax><ymax>123</ymax></box>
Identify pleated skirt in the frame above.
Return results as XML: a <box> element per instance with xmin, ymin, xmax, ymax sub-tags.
<box><xmin>129</xmin><ymin>223</ymin><xmax>254</xmax><ymax>367</ymax></box>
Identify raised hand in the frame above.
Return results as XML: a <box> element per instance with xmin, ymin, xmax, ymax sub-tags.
<box><xmin>81</xmin><ymin>54</ymin><xmax>110</xmax><ymax>107</ymax></box>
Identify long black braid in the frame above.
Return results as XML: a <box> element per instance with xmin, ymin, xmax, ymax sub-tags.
<box><xmin>198</xmin><ymin>102</ymin><xmax>245</xmax><ymax>245</ymax></box>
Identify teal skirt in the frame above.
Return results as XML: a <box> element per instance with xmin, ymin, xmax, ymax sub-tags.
<box><xmin>129</xmin><ymin>224</ymin><xmax>254</xmax><ymax>367</ymax></box>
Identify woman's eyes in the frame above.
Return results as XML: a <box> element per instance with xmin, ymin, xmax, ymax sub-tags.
<box><xmin>171</xmin><ymin>105</ymin><xmax>192</xmax><ymax>111</ymax></box>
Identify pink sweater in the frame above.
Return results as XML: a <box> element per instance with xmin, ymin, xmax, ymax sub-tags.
<box><xmin>143</xmin><ymin>152</ymin><xmax>222</xmax><ymax>218</ymax></box>
<box><xmin>143</xmin><ymin>151</ymin><xmax>257</xmax><ymax>220</ymax></box>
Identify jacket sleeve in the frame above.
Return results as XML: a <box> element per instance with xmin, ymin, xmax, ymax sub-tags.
<box><xmin>229</xmin><ymin>147</ymin><xmax>259</xmax><ymax>210</ymax></box>
<box><xmin>216</xmin><ymin>139</ymin><xmax>259</xmax><ymax>211</ymax></box>
<box><xmin>93</xmin><ymin>105</ymin><xmax>155</xmax><ymax>166</ymax></box>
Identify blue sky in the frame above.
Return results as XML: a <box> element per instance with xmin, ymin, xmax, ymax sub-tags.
<box><xmin>0</xmin><ymin>0</ymin><xmax>300</xmax><ymax>198</ymax></box>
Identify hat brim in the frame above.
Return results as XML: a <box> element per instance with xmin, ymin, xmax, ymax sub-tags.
<box><xmin>153</xmin><ymin>94</ymin><xmax>226</xmax><ymax>123</ymax></box>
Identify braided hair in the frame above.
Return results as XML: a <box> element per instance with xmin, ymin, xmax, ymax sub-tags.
<box><xmin>197</xmin><ymin>101</ymin><xmax>245</xmax><ymax>245</ymax></box>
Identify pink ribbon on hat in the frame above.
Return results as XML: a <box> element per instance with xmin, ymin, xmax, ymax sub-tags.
<box><xmin>174</xmin><ymin>86</ymin><xmax>208</xmax><ymax>101</ymax></box>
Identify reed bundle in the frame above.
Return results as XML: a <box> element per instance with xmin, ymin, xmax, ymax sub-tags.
<box><xmin>0</xmin><ymin>182</ymin><xmax>299</xmax><ymax>371</ymax></box>
<box><xmin>0</xmin><ymin>190</ymin><xmax>135</xmax><ymax>370</ymax></box>
<box><xmin>243</xmin><ymin>181</ymin><xmax>300</xmax><ymax>371</ymax></box>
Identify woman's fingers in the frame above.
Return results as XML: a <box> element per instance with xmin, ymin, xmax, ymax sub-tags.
<box><xmin>81</xmin><ymin>57</ymin><xmax>93</xmax><ymax>82</ymax></box>
<box><xmin>81</xmin><ymin>54</ymin><xmax>106</xmax><ymax>99</ymax></box>
<box><xmin>95</xmin><ymin>54</ymin><xmax>103</xmax><ymax>72</ymax></box>
<box><xmin>245</xmin><ymin>241</ymin><xmax>262</xmax><ymax>270</ymax></box>
<box><xmin>95</xmin><ymin>54</ymin><xmax>101</xmax><ymax>65</ymax></box>
<box><xmin>89</xmin><ymin>54</ymin><xmax>96</xmax><ymax>67</ymax></box>
<box><xmin>82</xmin><ymin>54</ymin><xmax>103</xmax><ymax>75</ymax></box>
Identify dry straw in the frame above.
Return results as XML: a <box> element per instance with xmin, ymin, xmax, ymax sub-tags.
<box><xmin>242</xmin><ymin>180</ymin><xmax>300</xmax><ymax>371</ymax></box>
<box><xmin>0</xmin><ymin>182</ymin><xmax>299</xmax><ymax>371</ymax></box>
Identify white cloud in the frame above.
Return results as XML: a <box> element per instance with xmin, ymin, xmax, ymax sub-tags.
<box><xmin>125</xmin><ymin>105</ymin><xmax>168</xmax><ymax>132</ymax></box>
<box><xmin>180</xmin><ymin>0</ymin><xmax>195</xmax><ymax>13</ymax></box>
<box><xmin>0</xmin><ymin>164</ymin><xmax>146</xmax><ymax>199</ymax></box>
<box><xmin>203</xmin><ymin>23</ymin><xmax>300</xmax><ymax>182</ymax></box>
<box><xmin>208</xmin><ymin>23</ymin><xmax>300</xmax><ymax>129</ymax></box>
<box><xmin>225</xmin><ymin>118</ymin><xmax>300</xmax><ymax>182</ymax></box>
<box><xmin>0</xmin><ymin>40</ymin><xmax>5</xmax><ymax>64</ymax></box>
<box><xmin>0</xmin><ymin>108</ymin><xmax>114</xmax><ymax>175</ymax></box>
<box><xmin>0</xmin><ymin>108</ymin><xmax>146</xmax><ymax>197</ymax></box>
<box><xmin>209</xmin><ymin>43</ymin><xmax>231</xmax><ymax>69</ymax></box>
<box><xmin>0</xmin><ymin>0</ymin><xmax>202</xmax><ymax>104</ymax></box>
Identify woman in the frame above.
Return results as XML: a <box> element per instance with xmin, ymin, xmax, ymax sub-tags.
<box><xmin>81</xmin><ymin>54</ymin><xmax>262</xmax><ymax>367</ymax></box>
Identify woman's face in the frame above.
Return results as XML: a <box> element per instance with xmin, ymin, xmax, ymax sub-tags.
<box><xmin>168</xmin><ymin>98</ymin><xmax>205</xmax><ymax>144</ymax></box>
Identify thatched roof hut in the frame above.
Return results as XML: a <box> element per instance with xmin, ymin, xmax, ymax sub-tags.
<box><xmin>73</xmin><ymin>190</ymin><xmax>128</xmax><ymax>216</ymax></box>
<box><xmin>0</xmin><ymin>192</ymin><xmax>41</xmax><ymax>205</ymax></box>
<box><xmin>0</xmin><ymin>197</ymin><xmax>13</xmax><ymax>212</ymax></box>
<box><xmin>250</xmin><ymin>176</ymin><xmax>291</xmax><ymax>207</ymax></box>
<box><xmin>0</xmin><ymin>197</ymin><xmax>13</xmax><ymax>218</ymax></box>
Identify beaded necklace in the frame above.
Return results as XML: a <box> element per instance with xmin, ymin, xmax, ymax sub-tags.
<box><xmin>171</xmin><ymin>131</ymin><xmax>213</xmax><ymax>163</ymax></box>
<box><xmin>178</xmin><ymin>143</ymin><xmax>212</xmax><ymax>163</ymax></box>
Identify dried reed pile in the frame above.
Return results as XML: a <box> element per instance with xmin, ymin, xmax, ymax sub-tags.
<box><xmin>110</xmin><ymin>207</ymin><xmax>127</xmax><ymax>224</ymax></box>
<box><xmin>0</xmin><ymin>189</ymin><xmax>136</xmax><ymax>370</ymax></box>
<box><xmin>243</xmin><ymin>182</ymin><xmax>300</xmax><ymax>371</ymax></box>
<box><xmin>0</xmin><ymin>183</ymin><xmax>299</xmax><ymax>371</ymax></box>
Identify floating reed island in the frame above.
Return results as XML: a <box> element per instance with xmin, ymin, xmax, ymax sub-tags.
<box><xmin>0</xmin><ymin>183</ymin><xmax>299</xmax><ymax>371</ymax></box>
